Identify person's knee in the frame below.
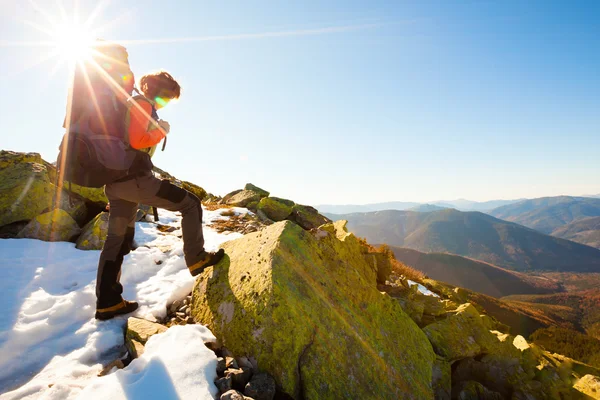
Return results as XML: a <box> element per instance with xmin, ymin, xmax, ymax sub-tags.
<box><xmin>156</xmin><ymin>180</ymin><xmax>188</xmax><ymax>204</ymax></box>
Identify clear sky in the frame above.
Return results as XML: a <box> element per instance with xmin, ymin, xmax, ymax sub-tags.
<box><xmin>1</xmin><ymin>0</ymin><xmax>599</xmax><ymax>206</ymax></box>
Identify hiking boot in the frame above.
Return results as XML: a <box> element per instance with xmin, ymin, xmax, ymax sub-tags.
<box><xmin>95</xmin><ymin>300</ymin><xmax>139</xmax><ymax>321</ymax></box>
<box><xmin>189</xmin><ymin>249</ymin><xmax>225</xmax><ymax>277</ymax></box>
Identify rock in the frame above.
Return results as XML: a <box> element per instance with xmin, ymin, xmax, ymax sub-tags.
<box><xmin>226</xmin><ymin>367</ymin><xmax>253</xmax><ymax>391</ymax></box>
<box><xmin>244</xmin><ymin>184</ymin><xmax>269</xmax><ymax>198</ymax></box>
<box><xmin>217</xmin><ymin>357</ymin><xmax>227</xmax><ymax>376</ymax></box>
<box><xmin>289</xmin><ymin>204</ymin><xmax>330</xmax><ymax>230</ymax></box>
<box><xmin>246</xmin><ymin>201</ymin><xmax>259</xmax><ymax>212</ymax></box>
<box><xmin>423</xmin><ymin>303</ymin><xmax>498</xmax><ymax>361</ymax></box>
<box><xmin>0</xmin><ymin>221</ymin><xmax>29</xmax><ymax>239</ymax></box>
<box><xmin>236</xmin><ymin>356</ymin><xmax>254</xmax><ymax>372</ymax></box>
<box><xmin>0</xmin><ymin>161</ymin><xmax>54</xmax><ymax>227</ymax></box>
<box><xmin>126</xmin><ymin>317</ymin><xmax>168</xmax><ymax>345</ymax></box>
<box><xmin>574</xmin><ymin>374</ymin><xmax>600</xmax><ymax>398</ymax></box>
<box><xmin>17</xmin><ymin>209</ymin><xmax>81</xmax><ymax>242</ymax></box>
<box><xmin>0</xmin><ymin>150</ymin><xmax>45</xmax><ymax>169</ymax></box>
<box><xmin>244</xmin><ymin>372</ymin><xmax>276</xmax><ymax>400</ymax></box>
<box><xmin>191</xmin><ymin>220</ymin><xmax>435</xmax><ymax>399</ymax></box>
<box><xmin>451</xmin><ymin>381</ymin><xmax>503</xmax><ymax>400</ymax></box>
<box><xmin>256</xmin><ymin>197</ymin><xmax>293</xmax><ymax>221</ymax></box>
<box><xmin>222</xmin><ymin>190</ymin><xmax>243</xmax><ymax>204</ymax></box>
<box><xmin>226</xmin><ymin>357</ymin><xmax>239</xmax><ymax>370</ymax></box>
<box><xmin>220</xmin><ymin>390</ymin><xmax>245</xmax><ymax>400</ymax></box>
<box><xmin>433</xmin><ymin>356</ymin><xmax>451</xmax><ymax>400</ymax></box>
<box><xmin>363</xmin><ymin>251</ymin><xmax>393</xmax><ymax>284</ymax></box>
<box><xmin>215</xmin><ymin>376</ymin><xmax>233</xmax><ymax>393</ymax></box>
<box><xmin>98</xmin><ymin>359</ymin><xmax>125</xmax><ymax>377</ymax></box>
<box><xmin>226</xmin><ymin>190</ymin><xmax>263</xmax><ymax>208</ymax></box>
<box><xmin>180</xmin><ymin>180</ymin><xmax>207</xmax><ymax>201</ymax></box>
<box><xmin>125</xmin><ymin>337</ymin><xmax>145</xmax><ymax>359</ymax></box>
<box><xmin>76</xmin><ymin>212</ymin><xmax>109</xmax><ymax>250</ymax></box>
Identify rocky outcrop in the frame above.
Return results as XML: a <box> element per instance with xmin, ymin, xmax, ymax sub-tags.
<box><xmin>0</xmin><ymin>161</ymin><xmax>54</xmax><ymax>227</ymax></box>
<box><xmin>226</xmin><ymin>190</ymin><xmax>263</xmax><ymax>208</ymax></box>
<box><xmin>244</xmin><ymin>184</ymin><xmax>269</xmax><ymax>198</ymax></box>
<box><xmin>289</xmin><ymin>204</ymin><xmax>330</xmax><ymax>230</ymax></box>
<box><xmin>574</xmin><ymin>374</ymin><xmax>600</xmax><ymax>398</ymax></box>
<box><xmin>191</xmin><ymin>220</ymin><xmax>435</xmax><ymax>399</ymax></box>
<box><xmin>76</xmin><ymin>212</ymin><xmax>109</xmax><ymax>250</ymax></box>
<box><xmin>256</xmin><ymin>197</ymin><xmax>293</xmax><ymax>221</ymax></box>
<box><xmin>17</xmin><ymin>209</ymin><xmax>80</xmax><ymax>242</ymax></box>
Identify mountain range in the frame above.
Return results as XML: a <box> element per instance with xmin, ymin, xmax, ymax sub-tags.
<box><xmin>324</xmin><ymin>208</ymin><xmax>600</xmax><ymax>272</ymax></box>
<box><xmin>316</xmin><ymin>198</ymin><xmax>523</xmax><ymax>214</ymax></box>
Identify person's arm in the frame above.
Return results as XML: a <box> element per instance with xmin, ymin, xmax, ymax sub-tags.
<box><xmin>128</xmin><ymin>100</ymin><xmax>167</xmax><ymax>150</ymax></box>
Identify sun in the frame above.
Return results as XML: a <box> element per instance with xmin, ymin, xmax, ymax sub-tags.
<box><xmin>51</xmin><ymin>20</ymin><xmax>96</xmax><ymax>62</ymax></box>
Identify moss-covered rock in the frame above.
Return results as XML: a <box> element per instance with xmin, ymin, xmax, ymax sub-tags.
<box><xmin>0</xmin><ymin>162</ymin><xmax>55</xmax><ymax>227</ymax></box>
<box><xmin>289</xmin><ymin>204</ymin><xmax>330</xmax><ymax>230</ymax></box>
<box><xmin>226</xmin><ymin>190</ymin><xmax>262</xmax><ymax>208</ymax></box>
<box><xmin>451</xmin><ymin>381</ymin><xmax>503</xmax><ymax>400</ymax></box>
<box><xmin>244</xmin><ymin>183</ymin><xmax>269</xmax><ymax>198</ymax></box>
<box><xmin>54</xmin><ymin>191</ymin><xmax>88</xmax><ymax>226</ymax></box>
<box><xmin>0</xmin><ymin>150</ymin><xmax>44</xmax><ymax>169</ymax></box>
<box><xmin>256</xmin><ymin>197</ymin><xmax>293</xmax><ymax>221</ymax></box>
<box><xmin>76</xmin><ymin>212</ymin><xmax>109</xmax><ymax>250</ymax></box>
<box><xmin>423</xmin><ymin>303</ymin><xmax>498</xmax><ymax>361</ymax></box>
<box><xmin>181</xmin><ymin>180</ymin><xmax>207</xmax><ymax>201</ymax></box>
<box><xmin>63</xmin><ymin>183</ymin><xmax>107</xmax><ymax>207</ymax></box>
<box><xmin>433</xmin><ymin>356</ymin><xmax>451</xmax><ymax>400</ymax></box>
<box><xmin>573</xmin><ymin>374</ymin><xmax>600</xmax><ymax>398</ymax></box>
<box><xmin>191</xmin><ymin>220</ymin><xmax>435</xmax><ymax>399</ymax></box>
<box><xmin>17</xmin><ymin>209</ymin><xmax>81</xmax><ymax>242</ymax></box>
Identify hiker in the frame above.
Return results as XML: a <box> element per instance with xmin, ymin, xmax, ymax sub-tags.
<box><xmin>94</xmin><ymin>71</ymin><xmax>225</xmax><ymax>320</ymax></box>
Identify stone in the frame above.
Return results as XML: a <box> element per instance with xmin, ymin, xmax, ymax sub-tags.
<box><xmin>236</xmin><ymin>356</ymin><xmax>254</xmax><ymax>372</ymax></box>
<box><xmin>98</xmin><ymin>359</ymin><xmax>125</xmax><ymax>377</ymax></box>
<box><xmin>125</xmin><ymin>337</ymin><xmax>145</xmax><ymax>359</ymax></box>
<box><xmin>289</xmin><ymin>204</ymin><xmax>330</xmax><ymax>230</ymax></box>
<box><xmin>215</xmin><ymin>376</ymin><xmax>233</xmax><ymax>393</ymax></box>
<box><xmin>0</xmin><ymin>150</ymin><xmax>45</xmax><ymax>169</ymax></box>
<box><xmin>226</xmin><ymin>367</ymin><xmax>253</xmax><ymax>391</ymax></box>
<box><xmin>256</xmin><ymin>197</ymin><xmax>293</xmax><ymax>221</ymax></box>
<box><xmin>0</xmin><ymin>162</ymin><xmax>55</xmax><ymax>227</ymax></box>
<box><xmin>76</xmin><ymin>212</ymin><xmax>109</xmax><ymax>250</ymax></box>
<box><xmin>573</xmin><ymin>374</ymin><xmax>600</xmax><ymax>398</ymax></box>
<box><xmin>125</xmin><ymin>317</ymin><xmax>167</xmax><ymax>345</ymax></box>
<box><xmin>217</xmin><ymin>357</ymin><xmax>227</xmax><ymax>376</ymax></box>
<box><xmin>244</xmin><ymin>372</ymin><xmax>276</xmax><ymax>400</ymax></box>
<box><xmin>17</xmin><ymin>209</ymin><xmax>81</xmax><ymax>242</ymax></box>
<box><xmin>222</xmin><ymin>190</ymin><xmax>244</xmax><ymax>204</ymax></box>
<box><xmin>451</xmin><ymin>381</ymin><xmax>503</xmax><ymax>400</ymax></box>
<box><xmin>244</xmin><ymin>184</ymin><xmax>269</xmax><ymax>198</ymax></box>
<box><xmin>432</xmin><ymin>356</ymin><xmax>451</xmax><ymax>400</ymax></box>
<box><xmin>220</xmin><ymin>390</ymin><xmax>245</xmax><ymax>400</ymax></box>
<box><xmin>423</xmin><ymin>303</ymin><xmax>498</xmax><ymax>361</ymax></box>
<box><xmin>226</xmin><ymin>357</ymin><xmax>239</xmax><ymax>370</ymax></box>
<box><xmin>191</xmin><ymin>220</ymin><xmax>435</xmax><ymax>399</ymax></box>
<box><xmin>226</xmin><ymin>190</ymin><xmax>261</xmax><ymax>208</ymax></box>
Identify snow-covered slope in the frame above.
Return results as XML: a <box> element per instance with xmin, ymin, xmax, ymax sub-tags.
<box><xmin>0</xmin><ymin>208</ymin><xmax>245</xmax><ymax>399</ymax></box>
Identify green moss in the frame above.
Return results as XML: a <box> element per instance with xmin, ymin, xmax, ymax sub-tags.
<box><xmin>76</xmin><ymin>212</ymin><xmax>109</xmax><ymax>250</ymax></box>
<box><xmin>17</xmin><ymin>209</ymin><xmax>80</xmax><ymax>242</ymax></box>
<box><xmin>257</xmin><ymin>197</ymin><xmax>293</xmax><ymax>221</ymax></box>
<box><xmin>191</xmin><ymin>220</ymin><xmax>435</xmax><ymax>399</ymax></box>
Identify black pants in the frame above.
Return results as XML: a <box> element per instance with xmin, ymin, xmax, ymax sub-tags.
<box><xmin>96</xmin><ymin>173</ymin><xmax>205</xmax><ymax>309</ymax></box>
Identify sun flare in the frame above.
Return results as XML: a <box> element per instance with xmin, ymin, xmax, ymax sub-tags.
<box><xmin>51</xmin><ymin>21</ymin><xmax>95</xmax><ymax>62</ymax></box>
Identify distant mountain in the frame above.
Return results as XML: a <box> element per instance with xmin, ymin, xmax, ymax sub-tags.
<box><xmin>324</xmin><ymin>208</ymin><xmax>600</xmax><ymax>272</ymax></box>
<box><xmin>489</xmin><ymin>196</ymin><xmax>600</xmax><ymax>235</ymax></box>
<box><xmin>432</xmin><ymin>198</ymin><xmax>524</xmax><ymax>212</ymax></box>
<box><xmin>408</xmin><ymin>204</ymin><xmax>448</xmax><ymax>212</ymax></box>
<box><xmin>551</xmin><ymin>216</ymin><xmax>600</xmax><ymax>249</ymax></box>
<box><xmin>316</xmin><ymin>202</ymin><xmax>420</xmax><ymax>214</ymax></box>
<box><xmin>388</xmin><ymin>247</ymin><xmax>559</xmax><ymax>298</ymax></box>
<box><xmin>317</xmin><ymin>198</ymin><xmax>523</xmax><ymax>214</ymax></box>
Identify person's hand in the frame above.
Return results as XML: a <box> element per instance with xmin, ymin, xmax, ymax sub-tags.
<box><xmin>158</xmin><ymin>120</ymin><xmax>170</xmax><ymax>134</ymax></box>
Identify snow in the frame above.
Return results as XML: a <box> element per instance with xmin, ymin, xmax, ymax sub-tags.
<box><xmin>0</xmin><ymin>207</ymin><xmax>244</xmax><ymax>399</ymax></box>
<box><xmin>407</xmin><ymin>280</ymin><xmax>440</xmax><ymax>297</ymax></box>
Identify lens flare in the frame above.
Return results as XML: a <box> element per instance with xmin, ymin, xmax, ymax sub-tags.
<box><xmin>51</xmin><ymin>21</ymin><xmax>95</xmax><ymax>62</ymax></box>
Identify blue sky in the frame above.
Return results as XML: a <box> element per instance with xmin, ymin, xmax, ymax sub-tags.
<box><xmin>1</xmin><ymin>0</ymin><xmax>599</xmax><ymax>205</ymax></box>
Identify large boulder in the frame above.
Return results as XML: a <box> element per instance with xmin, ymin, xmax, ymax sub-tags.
<box><xmin>244</xmin><ymin>183</ymin><xmax>269</xmax><ymax>198</ymax></box>
<box><xmin>191</xmin><ymin>220</ymin><xmax>435</xmax><ymax>399</ymax></box>
<box><xmin>256</xmin><ymin>197</ymin><xmax>293</xmax><ymax>221</ymax></box>
<box><xmin>289</xmin><ymin>204</ymin><xmax>331</xmax><ymax>230</ymax></box>
<box><xmin>76</xmin><ymin>212</ymin><xmax>109</xmax><ymax>250</ymax></box>
<box><xmin>574</xmin><ymin>374</ymin><xmax>600</xmax><ymax>398</ymax></box>
<box><xmin>226</xmin><ymin>190</ymin><xmax>262</xmax><ymax>208</ymax></box>
<box><xmin>17</xmin><ymin>209</ymin><xmax>81</xmax><ymax>242</ymax></box>
<box><xmin>423</xmin><ymin>303</ymin><xmax>498</xmax><ymax>361</ymax></box>
<box><xmin>0</xmin><ymin>162</ymin><xmax>54</xmax><ymax>227</ymax></box>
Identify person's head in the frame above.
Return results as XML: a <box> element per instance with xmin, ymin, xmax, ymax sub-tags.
<box><xmin>139</xmin><ymin>71</ymin><xmax>181</xmax><ymax>109</ymax></box>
